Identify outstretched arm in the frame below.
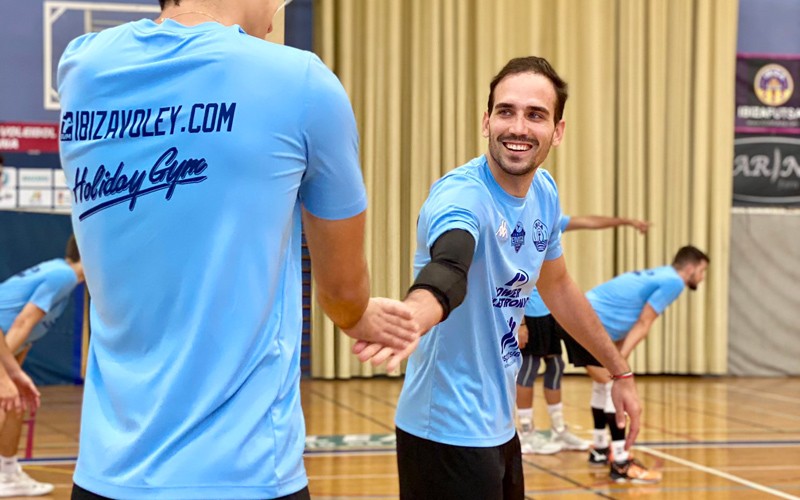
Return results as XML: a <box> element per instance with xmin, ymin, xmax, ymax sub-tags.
<box><xmin>353</xmin><ymin>229</ymin><xmax>475</xmax><ymax>371</ymax></box>
<box><xmin>617</xmin><ymin>304</ymin><xmax>658</xmax><ymax>359</ymax></box>
<box><xmin>303</xmin><ymin>208</ymin><xmax>417</xmax><ymax>349</ymax></box>
<box><xmin>565</xmin><ymin>215</ymin><xmax>651</xmax><ymax>234</ymax></box>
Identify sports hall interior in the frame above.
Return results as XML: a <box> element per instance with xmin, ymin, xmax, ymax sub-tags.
<box><xmin>0</xmin><ymin>0</ymin><xmax>798</xmax><ymax>499</ymax></box>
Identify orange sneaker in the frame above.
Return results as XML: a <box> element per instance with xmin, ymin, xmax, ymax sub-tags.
<box><xmin>609</xmin><ymin>458</ymin><xmax>662</xmax><ymax>484</ymax></box>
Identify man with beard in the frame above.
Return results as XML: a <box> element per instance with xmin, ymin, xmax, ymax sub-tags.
<box><xmin>561</xmin><ymin>245</ymin><xmax>709</xmax><ymax>483</ymax></box>
<box><xmin>355</xmin><ymin>56</ymin><xmax>643</xmax><ymax>500</ymax></box>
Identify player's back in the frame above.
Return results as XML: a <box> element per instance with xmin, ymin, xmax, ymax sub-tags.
<box><xmin>587</xmin><ymin>265</ymin><xmax>684</xmax><ymax>339</ymax></box>
<box><xmin>58</xmin><ymin>19</ymin><xmax>338</xmax><ymax>499</ymax></box>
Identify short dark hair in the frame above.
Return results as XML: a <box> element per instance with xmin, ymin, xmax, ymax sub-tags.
<box><xmin>672</xmin><ymin>245</ymin><xmax>709</xmax><ymax>268</ymax></box>
<box><xmin>159</xmin><ymin>0</ymin><xmax>180</xmax><ymax>9</ymax></box>
<box><xmin>65</xmin><ymin>234</ymin><xmax>80</xmax><ymax>262</ymax></box>
<box><xmin>487</xmin><ymin>56</ymin><xmax>569</xmax><ymax>123</ymax></box>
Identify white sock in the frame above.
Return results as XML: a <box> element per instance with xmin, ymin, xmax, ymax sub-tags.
<box><xmin>547</xmin><ymin>403</ymin><xmax>565</xmax><ymax>433</ymax></box>
<box><xmin>0</xmin><ymin>455</ymin><xmax>17</xmax><ymax>474</ymax></box>
<box><xmin>611</xmin><ymin>440</ymin><xmax>629</xmax><ymax>463</ymax></box>
<box><xmin>592</xmin><ymin>429</ymin><xmax>609</xmax><ymax>449</ymax></box>
<box><xmin>517</xmin><ymin>408</ymin><xmax>533</xmax><ymax>433</ymax></box>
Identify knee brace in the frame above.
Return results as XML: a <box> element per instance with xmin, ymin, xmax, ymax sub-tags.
<box><xmin>516</xmin><ymin>354</ymin><xmax>541</xmax><ymax>388</ymax></box>
<box><xmin>542</xmin><ymin>355</ymin><xmax>565</xmax><ymax>390</ymax></box>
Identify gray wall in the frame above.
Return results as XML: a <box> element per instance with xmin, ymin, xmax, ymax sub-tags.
<box><xmin>730</xmin><ymin>0</ymin><xmax>800</xmax><ymax>375</ymax></box>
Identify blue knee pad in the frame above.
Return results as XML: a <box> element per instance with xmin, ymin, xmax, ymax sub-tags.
<box><xmin>542</xmin><ymin>355</ymin><xmax>565</xmax><ymax>390</ymax></box>
<box><xmin>516</xmin><ymin>354</ymin><xmax>542</xmax><ymax>387</ymax></box>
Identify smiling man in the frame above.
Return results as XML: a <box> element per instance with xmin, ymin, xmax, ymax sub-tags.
<box><xmin>355</xmin><ymin>56</ymin><xmax>644</xmax><ymax>500</ymax></box>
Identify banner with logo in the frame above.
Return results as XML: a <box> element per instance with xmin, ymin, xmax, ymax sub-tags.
<box><xmin>0</xmin><ymin>122</ymin><xmax>60</xmax><ymax>153</ymax></box>
<box><xmin>0</xmin><ymin>121</ymin><xmax>69</xmax><ymax>213</ymax></box>
<box><xmin>734</xmin><ymin>55</ymin><xmax>800</xmax><ymax>206</ymax></box>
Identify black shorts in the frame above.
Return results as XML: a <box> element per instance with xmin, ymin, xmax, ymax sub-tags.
<box><xmin>395</xmin><ymin>427</ymin><xmax>523</xmax><ymax>500</ymax></box>
<box><xmin>71</xmin><ymin>483</ymin><xmax>311</xmax><ymax>500</ymax></box>
<box><xmin>561</xmin><ymin>330</ymin><xmax>602</xmax><ymax>368</ymax></box>
<box><xmin>520</xmin><ymin>314</ymin><xmax>564</xmax><ymax>357</ymax></box>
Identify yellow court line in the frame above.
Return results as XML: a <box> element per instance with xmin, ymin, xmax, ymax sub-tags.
<box><xmin>22</xmin><ymin>465</ymin><xmax>75</xmax><ymax>475</ymax></box>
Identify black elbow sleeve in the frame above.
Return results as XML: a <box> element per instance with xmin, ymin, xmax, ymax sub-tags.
<box><xmin>408</xmin><ymin>229</ymin><xmax>476</xmax><ymax>320</ymax></box>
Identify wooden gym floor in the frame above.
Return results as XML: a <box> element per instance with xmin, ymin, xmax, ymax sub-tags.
<box><xmin>17</xmin><ymin>376</ymin><xmax>800</xmax><ymax>499</ymax></box>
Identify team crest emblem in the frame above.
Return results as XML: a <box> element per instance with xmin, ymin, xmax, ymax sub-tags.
<box><xmin>510</xmin><ymin>222</ymin><xmax>525</xmax><ymax>252</ymax></box>
<box><xmin>496</xmin><ymin>219</ymin><xmax>510</xmax><ymax>242</ymax></box>
<box><xmin>754</xmin><ymin>64</ymin><xmax>794</xmax><ymax>107</ymax></box>
<box><xmin>532</xmin><ymin>219</ymin><xmax>548</xmax><ymax>252</ymax></box>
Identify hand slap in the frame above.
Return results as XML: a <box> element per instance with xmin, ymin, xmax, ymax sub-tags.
<box><xmin>343</xmin><ymin>297</ymin><xmax>419</xmax><ymax>350</ymax></box>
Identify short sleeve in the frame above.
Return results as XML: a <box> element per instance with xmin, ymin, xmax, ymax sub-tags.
<box><xmin>420</xmin><ymin>175</ymin><xmax>485</xmax><ymax>249</ymax></box>
<box><xmin>537</xmin><ymin>170</ymin><xmax>563</xmax><ymax>261</ymax></box>
<box><xmin>299</xmin><ymin>54</ymin><xmax>367</xmax><ymax>220</ymax></box>
<box><xmin>646</xmin><ymin>278</ymin><xmax>685</xmax><ymax>314</ymax></box>
<box><xmin>29</xmin><ymin>269</ymin><xmax>77</xmax><ymax>314</ymax></box>
<box><xmin>559</xmin><ymin>215</ymin><xmax>571</xmax><ymax>233</ymax></box>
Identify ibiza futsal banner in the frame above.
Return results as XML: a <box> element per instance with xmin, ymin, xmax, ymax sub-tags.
<box><xmin>734</xmin><ymin>55</ymin><xmax>800</xmax><ymax>207</ymax></box>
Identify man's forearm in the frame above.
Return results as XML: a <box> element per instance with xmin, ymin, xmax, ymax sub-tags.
<box><xmin>317</xmin><ymin>286</ymin><xmax>369</xmax><ymax>330</ymax></box>
<box><xmin>618</xmin><ymin>322</ymin><xmax>649</xmax><ymax>359</ymax></box>
<box><xmin>316</xmin><ymin>267</ymin><xmax>370</xmax><ymax>330</ymax></box>
<box><xmin>541</xmin><ymin>278</ymin><xmax>630</xmax><ymax>375</ymax></box>
<box><xmin>0</xmin><ymin>332</ymin><xmax>22</xmax><ymax>375</ymax></box>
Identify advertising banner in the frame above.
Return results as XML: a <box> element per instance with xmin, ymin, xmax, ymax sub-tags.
<box><xmin>0</xmin><ymin>121</ymin><xmax>69</xmax><ymax>213</ymax></box>
<box><xmin>734</xmin><ymin>55</ymin><xmax>800</xmax><ymax>206</ymax></box>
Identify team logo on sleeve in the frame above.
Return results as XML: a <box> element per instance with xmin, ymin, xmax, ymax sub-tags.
<box><xmin>496</xmin><ymin>219</ymin><xmax>510</xmax><ymax>242</ymax></box>
<box><xmin>532</xmin><ymin>219</ymin><xmax>548</xmax><ymax>252</ymax></box>
<box><xmin>510</xmin><ymin>222</ymin><xmax>526</xmax><ymax>252</ymax></box>
<box><xmin>500</xmin><ymin>316</ymin><xmax>521</xmax><ymax>365</ymax></box>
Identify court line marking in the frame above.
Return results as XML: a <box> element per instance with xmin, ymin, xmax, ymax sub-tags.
<box><xmin>638</xmin><ymin>445</ymin><xmax>800</xmax><ymax>500</ymax></box>
<box><xmin>641</xmin><ymin>440</ymin><xmax>800</xmax><ymax>449</ymax></box>
<box><xmin>522</xmin><ymin>458</ymin><xmax>615</xmax><ymax>499</ymax></box>
<box><xmin>677</xmin><ymin>385</ymin><xmax>800</xmax><ymax>422</ymax></box>
<box><xmin>307</xmin><ymin>388</ymin><xmax>394</xmax><ymax>433</ymax></box>
<box><xmin>23</xmin><ymin>436</ymin><xmax>800</xmax><ymax>464</ymax></box>
<box><xmin>639</xmin><ymin>393</ymin><xmax>786</xmax><ymax>432</ymax></box>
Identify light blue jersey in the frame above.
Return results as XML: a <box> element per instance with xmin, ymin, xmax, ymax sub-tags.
<box><xmin>587</xmin><ymin>265</ymin><xmax>685</xmax><ymax>340</ymax></box>
<box><xmin>58</xmin><ymin>19</ymin><xmax>365</xmax><ymax>500</ymax></box>
<box><xmin>395</xmin><ymin>158</ymin><xmax>563</xmax><ymax>447</ymax></box>
<box><xmin>525</xmin><ymin>215</ymin><xmax>571</xmax><ymax>318</ymax></box>
<box><xmin>0</xmin><ymin>259</ymin><xmax>78</xmax><ymax>347</ymax></box>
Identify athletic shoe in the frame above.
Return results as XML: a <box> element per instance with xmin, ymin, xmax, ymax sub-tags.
<box><xmin>588</xmin><ymin>446</ymin><xmax>610</xmax><ymax>466</ymax></box>
<box><xmin>553</xmin><ymin>427</ymin><xmax>591</xmax><ymax>451</ymax></box>
<box><xmin>610</xmin><ymin>458</ymin><xmax>663</xmax><ymax>484</ymax></box>
<box><xmin>0</xmin><ymin>466</ymin><xmax>54</xmax><ymax>497</ymax></box>
<box><xmin>520</xmin><ymin>431</ymin><xmax>563</xmax><ymax>455</ymax></box>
